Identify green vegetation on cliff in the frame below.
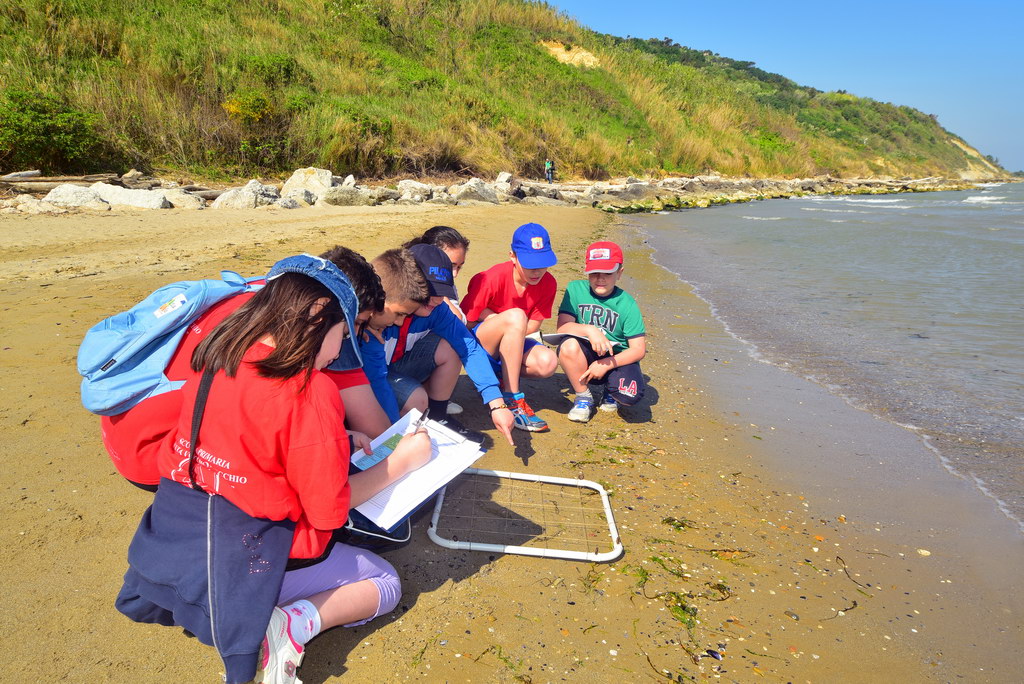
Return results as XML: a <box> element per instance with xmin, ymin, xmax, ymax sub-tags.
<box><xmin>0</xmin><ymin>0</ymin><xmax>1004</xmax><ymax>178</ymax></box>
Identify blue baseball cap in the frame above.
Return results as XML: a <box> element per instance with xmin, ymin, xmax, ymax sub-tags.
<box><xmin>511</xmin><ymin>222</ymin><xmax>557</xmax><ymax>269</ymax></box>
<box><xmin>266</xmin><ymin>254</ymin><xmax>363</xmax><ymax>371</ymax></box>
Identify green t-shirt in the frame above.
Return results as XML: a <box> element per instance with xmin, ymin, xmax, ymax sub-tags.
<box><xmin>558</xmin><ymin>280</ymin><xmax>645</xmax><ymax>354</ymax></box>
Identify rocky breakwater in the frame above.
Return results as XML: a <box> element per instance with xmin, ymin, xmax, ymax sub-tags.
<box><xmin>0</xmin><ymin>166</ymin><xmax>991</xmax><ymax>216</ymax></box>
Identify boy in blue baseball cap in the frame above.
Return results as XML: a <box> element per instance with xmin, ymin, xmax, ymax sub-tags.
<box><xmin>461</xmin><ymin>223</ymin><xmax>559</xmax><ymax>432</ymax></box>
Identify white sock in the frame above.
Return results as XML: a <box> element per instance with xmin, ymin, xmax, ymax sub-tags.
<box><xmin>576</xmin><ymin>389</ymin><xmax>593</xmax><ymax>400</ymax></box>
<box><xmin>281</xmin><ymin>599</ymin><xmax>322</xmax><ymax>646</ymax></box>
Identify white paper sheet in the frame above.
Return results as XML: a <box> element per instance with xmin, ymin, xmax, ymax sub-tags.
<box><xmin>351</xmin><ymin>409</ymin><xmax>485</xmax><ymax>530</ymax></box>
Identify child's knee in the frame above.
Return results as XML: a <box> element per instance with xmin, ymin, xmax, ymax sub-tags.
<box><xmin>371</xmin><ymin>574</ymin><xmax>402</xmax><ymax>617</ymax></box>
<box><xmin>434</xmin><ymin>338</ymin><xmax>458</xmax><ymax>364</ymax></box>
<box><xmin>402</xmin><ymin>386</ymin><xmax>428</xmax><ymax>413</ymax></box>
<box><xmin>557</xmin><ymin>338</ymin><xmax>583</xmax><ymax>361</ymax></box>
<box><xmin>497</xmin><ymin>307</ymin><xmax>528</xmax><ymax>330</ymax></box>
<box><xmin>528</xmin><ymin>346</ymin><xmax>558</xmax><ymax>377</ymax></box>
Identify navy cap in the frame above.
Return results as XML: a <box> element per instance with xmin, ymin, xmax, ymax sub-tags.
<box><xmin>408</xmin><ymin>244</ymin><xmax>457</xmax><ymax>299</ymax></box>
<box><xmin>266</xmin><ymin>254</ymin><xmax>363</xmax><ymax>371</ymax></box>
<box><xmin>511</xmin><ymin>222</ymin><xmax>557</xmax><ymax>269</ymax></box>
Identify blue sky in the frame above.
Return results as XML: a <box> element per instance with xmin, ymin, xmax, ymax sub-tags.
<box><xmin>547</xmin><ymin>1</ymin><xmax>1024</xmax><ymax>172</ymax></box>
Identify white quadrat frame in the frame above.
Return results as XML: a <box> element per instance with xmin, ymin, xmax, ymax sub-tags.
<box><xmin>427</xmin><ymin>467</ymin><xmax>624</xmax><ymax>562</ymax></box>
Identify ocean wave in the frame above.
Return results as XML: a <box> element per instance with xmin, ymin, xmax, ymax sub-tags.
<box><xmin>963</xmin><ymin>196</ymin><xmax>1007</xmax><ymax>203</ymax></box>
<box><xmin>800</xmin><ymin>207</ymin><xmax>869</xmax><ymax>214</ymax></box>
<box><xmin>740</xmin><ymin>216</ymin><xmax>783</xmax><ymax>221</ymax></box>
<box><xmin>840</xmin><ymin>197</ymin><xmax>908</xmax><ymax>204</ymax></box>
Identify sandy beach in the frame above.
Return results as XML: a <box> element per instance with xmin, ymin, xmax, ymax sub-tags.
<box><xmin>2</xmin><ymin>202</ymin><xmax>1021</xmax><ymax>683</ymax></box>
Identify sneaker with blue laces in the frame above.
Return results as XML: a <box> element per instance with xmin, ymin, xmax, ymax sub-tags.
<box><xmin>599</xmin><ymin>391</ymin><xmax>619</xmax><ymax>412</ymax></box>
<box><xmin>504</xmin><ymin>392</ymin><xmax>549</xmax><ymax>432</ymax></box>
<box><xmin>567</xmin><ymin>394</ymin><xmax>594</xmax><ymax>423</ymax></box>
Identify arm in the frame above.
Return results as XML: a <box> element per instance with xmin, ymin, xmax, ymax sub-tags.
<box><xmin>359</xmin><ymin>335</ymin><xmax>401</xmax><ymax>423</ymax></box>
<box><xmin>347</xmin><ymin>429</ymin><xmax>432</xmax><ymax>507</ymax></box>
<box><xmin>580</xmin><ymin>336</ymin><xmax>647</xmax><ymax>384</ymax></box>
<box><xmin>428</xmin><ymin>307</ymin><xmax>515</xmax><ymax>446</ymax></box>
<box><xmin>556</xmin><ymin>312</ymin><xmax>614</xmax><ymax>356</ymax></box>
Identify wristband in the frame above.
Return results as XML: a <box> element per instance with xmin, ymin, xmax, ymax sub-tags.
<box><xmin>489</xmin><ymin>404</ymin><xmax>511</xmax><ymax>412</ymax></box>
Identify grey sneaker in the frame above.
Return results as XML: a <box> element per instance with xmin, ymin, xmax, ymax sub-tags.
<box><xmin>567</xmin><ymin>394</ymin><xmax>594</xmax><ymax>423</ymax></box>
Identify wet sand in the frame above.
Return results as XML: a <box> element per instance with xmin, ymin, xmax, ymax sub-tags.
<box><xmin>1</xmin><ymin>203</ymin><xmax>1020</xmax><ymax>682</ymax></box>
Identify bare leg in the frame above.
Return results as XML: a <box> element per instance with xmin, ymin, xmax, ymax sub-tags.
<box><xmin>523</xmin><ymin>343</ymin><xmax>558</xmax><ymax>380</ymax></box>
<box><xmin>557</xmin><ymin>339</ymin><xmax>589</xmax><ymax>392</ymax></box>
<box><xmin>339</xmin><ymin>385</ymin><xmax>392</xmax><ymax>439</ymax></box>
<box><xmin>473</xmin><ymin>309</ymin><xmax>528</xmax><ymax>394</ymax></box>
<box><xmin>307</xmin><ymin>579</ymin><xmax>382</xmax><ymax>630</ymax></box>
<box><xmin>401</xmin><ymin>385</ymin><xmax>428</xmax><ymax>414</ymax></box>
<box><xmin>424</xmin><ymin>339</ymin><xmax>461</xmax><ymax>401</ymax></box>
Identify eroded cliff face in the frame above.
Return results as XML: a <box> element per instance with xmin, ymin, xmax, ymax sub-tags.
<box><xmin>949</xmin><ymin>138</ymin><xmax>1004</xmax><ymax>179</ymax></box>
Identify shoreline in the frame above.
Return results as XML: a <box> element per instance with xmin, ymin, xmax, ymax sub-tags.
<box><xmin>2</xmin><ymin>167</ymin><xmax>1014</xmax><ymax>217</ymax></box>
<box><xmin>635</xmin><ymin>207</ymin><xmax>1024</xmax><ymax>535</ymax></box>
<box><xmin>1</xmin><ymin>203</ymin><xmax>1020</xmax><ymax>681</ymax></box>
<box><xmin>618</xmin><ymin>214</ymin><xmax>1024</xmax><ymax>680</ymax></box>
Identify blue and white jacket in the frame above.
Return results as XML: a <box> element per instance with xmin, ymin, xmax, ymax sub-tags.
<box><xmin>360</xmin><ymin>303</ymin><xmax>501</xmax><ymax>422</ymax></box>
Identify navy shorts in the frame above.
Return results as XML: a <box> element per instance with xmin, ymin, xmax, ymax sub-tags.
<box><xmin>387</xmin><ymin>332</ymin><xmax>443</xmax><ymax>409</ymax></box>
<box><xmin>558</xmin><ymin>337</ymin><xmax>645</xmax><ymax>406</ymax></box>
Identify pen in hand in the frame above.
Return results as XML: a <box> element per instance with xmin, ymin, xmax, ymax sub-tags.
<box><xmin>409</xmin><ymin>410</ymin><xmax>430</xmax><ymax>435</ymax></box>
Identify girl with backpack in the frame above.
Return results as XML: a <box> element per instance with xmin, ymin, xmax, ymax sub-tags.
<box><xmin>116</xmin><ymin>254</ymin><xmax>431</xmax><ymax>684</ymax></box>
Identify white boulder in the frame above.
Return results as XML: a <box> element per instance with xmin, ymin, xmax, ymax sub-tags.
<box><xmin>283</xmin><ymin>189</ymin><xmax>316</xmax><ymax>206</ymax></box>
<box><xmin>90</xmin><ymin>182</ymin><xmax>172</xmax><ymax>209</ymax></box>
<box><xmin>43</xmin><ymin>184</ymin><xmax>110</xmax><ymax>210</ymax></box>
<box><xmin>397</xmin><ymin>179</ymin><xmax>432</xmax><ymax>202</ymax></box>
<box><xmin>160</xmin><ymin>189</ymin><xmax>206</xmax><ymax>210</ymax></box>
<box><xmin>211</xmin><ymin>180</ymin><xmax>280</xmax><ymax>209</ymax></box>
<box><xmin>451</xmin><ymin>177</ymin><xmax>498</xmax><ymax>204</ymax></box>
<box><xmin>281</xmin><ymin>168</ymin><xmax>333</xmax><ymax>203</ymax></box>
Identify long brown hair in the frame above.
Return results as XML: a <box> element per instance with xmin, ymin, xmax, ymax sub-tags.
<box><xmin>191</xmin><ymin>272</ymin><xmax>344</xmax><ymax>386</ymax></box>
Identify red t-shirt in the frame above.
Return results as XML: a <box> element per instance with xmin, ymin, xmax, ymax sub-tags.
<box><xmin>461</xmin><ymin>261</ymin><xmax>557</xmax><ymax>323</ymax></box>
<box><xmin>161</xmin><ymin>343</ymin><xmax>351</xmax><ymax>559</ymax></box>
<box><xmin>100</xmin><ymin>289</ymin><xmax>368</xmax><ymax>485</ymax></box>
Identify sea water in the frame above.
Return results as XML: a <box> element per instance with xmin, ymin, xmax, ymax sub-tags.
<box><xmin>634</xmin><ymin>182</ymin><xmax>1024</xmax><ymax>528</ymax></box>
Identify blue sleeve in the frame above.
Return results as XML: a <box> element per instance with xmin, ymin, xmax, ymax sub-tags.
<box><xmin>419</xmin><ymin>305</ymin><xmax>502</xmax><ymax>405</ymax></box>
<box><xmin>358</xmin><ymin>334</ymin><xmax>400</xmax><ymax>423</ymax></box>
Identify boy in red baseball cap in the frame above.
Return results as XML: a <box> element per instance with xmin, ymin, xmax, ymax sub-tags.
<box><xmin>555</xmin><ymin>241</ymin><xmax>647</xmax><ymax>422</ymax></box>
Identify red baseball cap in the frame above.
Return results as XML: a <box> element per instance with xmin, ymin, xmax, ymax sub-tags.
<box><xmin>584</xmin><ymin>241</ymin><xmax>623</xmax><ymax>274</ymax></box>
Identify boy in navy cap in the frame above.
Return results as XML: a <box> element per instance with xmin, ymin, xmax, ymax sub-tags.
<box><xmin>359</xmin><ymin>244</ymin><xmax>515</xmax><ymax>445</ymax></box>
<box><xmin>461</xmin><ymin>223</ymin><xmax>559</xmax><ymax>432</ymax></box>
<box><xmin>556</xmin><ymin>241</ymin><xmax>647</xmax><ymax>422</ymax></box>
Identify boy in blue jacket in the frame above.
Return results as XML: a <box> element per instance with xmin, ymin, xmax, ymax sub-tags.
<box><xmin>361</xmin><ymin>245</ymin><xmax>515</xmax><ymax>446</ymax></box>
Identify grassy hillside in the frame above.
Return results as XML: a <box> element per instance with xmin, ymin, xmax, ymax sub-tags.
<box><xmin>0</xmin><ymin>0</ymin><xmax>1005</xmax><ymax>179</ymax></box>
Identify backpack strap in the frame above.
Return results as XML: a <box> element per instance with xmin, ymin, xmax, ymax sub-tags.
<box><xmin>187</xmin><ymin>369</ymin><xmax>216</xmax><ymax>492</ymax></box>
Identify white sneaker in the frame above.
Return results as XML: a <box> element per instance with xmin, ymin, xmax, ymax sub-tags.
<box><xmin>255</xmin><ymin>607</ymin><xmax>304</xmax><ymax>684</ymax></box>
<box><xmin>446</xmin><ymin>401</ymin><xmax>463</xmax><ymax>415</ymax></box>
<box><xmin>599</xmin><ymin>392</ymin><xmax>619</xmax><ymax>412</ymax></box>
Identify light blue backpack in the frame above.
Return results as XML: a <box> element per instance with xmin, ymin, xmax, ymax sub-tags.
<box><xmin>78</xmin><ymin>271</ymin><xmax>263</xmax><ymax>416</ymax></box>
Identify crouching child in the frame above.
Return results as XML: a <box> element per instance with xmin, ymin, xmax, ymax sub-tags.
<box><xmin>556</xmin><ymin>241</ymin><xmax>647</xmax><ymax>422</ymax></box>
